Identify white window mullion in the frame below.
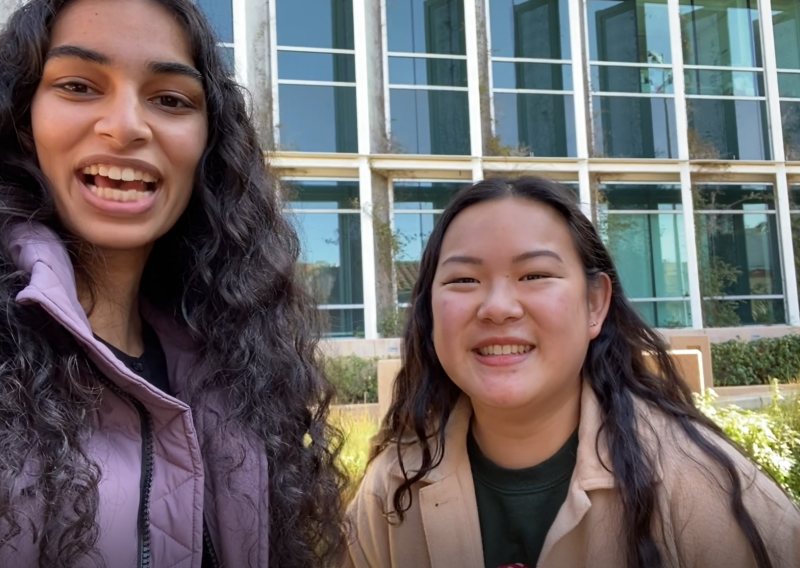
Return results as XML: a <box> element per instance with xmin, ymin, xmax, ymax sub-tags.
<box><xmin>465</xmin><ymin>0</ymin><xmax>484</xmax><ymax>179</ymax></box>
<box><xmin>268</xmin><ymin>0</ymin><xmax>280</xmax><ymax>148</ymax></box>
<box><xmin>354</xmin><ymin>0</ymin><xmax>378</xmax><ymax>338</ymax></box>
<box><xmin>759</xmin><ymin>0</ymin><xmax>799</xmax><ymax>324</ymax></box>
<box><xmin>668</xmin><ymin>0</ymin><xmax>703</xmax><ymax>328</ymax></box>
<box><xmin>568</xmin><ymin>0</ymin><xmax>590</xmax><ymax>216</ymax></box>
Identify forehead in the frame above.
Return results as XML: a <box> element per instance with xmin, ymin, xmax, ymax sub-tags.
<box><xmin>440</xmin><ymin>197</ymin><xmax>575</xmax><ymax>256</ymax></box>
<box><xmin>50</xmin><ymin>0</ymin><xmax>193</xmax><ymax>65</ymax></box>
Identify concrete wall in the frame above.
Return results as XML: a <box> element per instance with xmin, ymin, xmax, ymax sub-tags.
<box><xmin>0</xmin><ymin>0</ymin><xmax>20</xmax><ymax>26</ymax></box>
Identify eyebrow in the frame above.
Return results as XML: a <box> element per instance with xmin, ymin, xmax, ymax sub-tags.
<box><xmin>441</xmin><ymin>250</ymin><xmax>563</xmax><ymax>266</ymax></box>
<box><xmin>45</xmin><ymin>45</ymin><xmax>203</xmax><ymax>83</ymax></box>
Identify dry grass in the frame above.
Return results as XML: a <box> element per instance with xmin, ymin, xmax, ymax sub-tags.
<box><xmin>332</xmin><ymin>409</ymin><xmax>379</xmax><ymax>504</ymax></box>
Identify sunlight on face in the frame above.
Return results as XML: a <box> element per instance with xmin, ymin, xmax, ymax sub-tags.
<box><xmin>431</xmin><ymin>197</ymin><xmax>605</xmax><ymax>414</ymax></box>
<box><xmin>31</xmin><ymin>0</ymin><xmax>208</xmax><ymax>252</ymax></box>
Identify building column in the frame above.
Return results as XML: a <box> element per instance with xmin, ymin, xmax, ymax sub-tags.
<box><xmin>568</xmin><ymin>0</ymin><xmax>591</xmax><ymax>217</ymax></box>
<box><xmin>466</xmin><ymin>0</ymin><xmax>484</xmax><ymax>180</ymax></box>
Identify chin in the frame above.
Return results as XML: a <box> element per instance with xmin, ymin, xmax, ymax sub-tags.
<box><xmin>74</xmin><ymin>227</ymin><xmax>160</xmax><ymax>252</ymax></box>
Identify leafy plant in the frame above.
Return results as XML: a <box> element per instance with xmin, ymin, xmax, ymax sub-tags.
<box><xmin>324</xmin><ymin>355</ymin><xmax>379</xmax><ymax>404</ymax></box>
<box><xmin>331</xmin><ymin>409</ymin><xmax>379</xmax><ymax>505</ymax></box>
<box><xmin>712</xmin><ymin>335</ymin><xmax>800</xmax><ymax>386</ymax></box>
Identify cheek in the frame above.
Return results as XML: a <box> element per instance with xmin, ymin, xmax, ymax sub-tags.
<box><xmin>527</xmin><ymin>285</ymin><xmax>589</xmax><ymax>336</ymax></box>
<box><xmin>431</xmin><ymin>294</ymin><xmax>472</xmax><ymax>361</ymax></box>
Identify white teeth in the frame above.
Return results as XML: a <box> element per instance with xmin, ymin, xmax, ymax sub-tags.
<box><xmin>81</xmin><ymin>164</ymin><xmax>159</xmax><ymax>184</ymax></box>
<box><xmin>87</xmin><ymin>184</ymin><xmax>153</xmax><ymax>203</ymax></box>
<box><xmin>478</xmin><ymin>345</ymin><xmax>532</xmax><ymax>356</ymax></box>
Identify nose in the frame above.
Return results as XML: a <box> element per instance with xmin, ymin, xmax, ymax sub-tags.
<box><xmin>476</xmin><ymin>279</ymin><xmax>524</xmax><ymax>324</ymax></box>
<box><xmin>94</xmin><ymin>87</ymin><xmax>152</xmax><ymax>148</ymax></box>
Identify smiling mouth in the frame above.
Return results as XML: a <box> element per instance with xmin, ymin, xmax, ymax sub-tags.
<box><xmin>80</xmin><ymin>164</ymin><xmax>160</xmax><ymax>203</ymax></box>
<box><xmin>476</xmin><ymin>345</ymin><xmax>533</xmax><ymax>356</ymax></box>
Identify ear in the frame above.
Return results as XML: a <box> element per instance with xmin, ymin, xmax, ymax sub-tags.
<box><xmin>587</xmin><ymin>273</ymin><xmax>612</xmax><ymax>340</ymax></box>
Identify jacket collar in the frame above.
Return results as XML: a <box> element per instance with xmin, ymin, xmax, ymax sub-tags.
<box><xmin>386</xmin><ymin>379</ymin><xmax>665</xmax><ymax>491</ymax></box>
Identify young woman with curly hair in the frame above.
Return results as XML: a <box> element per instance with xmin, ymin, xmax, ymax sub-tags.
<box><xmin>0</xmin><ymin>0</ymin><xmax>346</xmax><ymax>566</ymax></box>
<box><xmin>345</xmin><ymin>177</ymin><xmax>800</xmax><ymax>568</ymax></box>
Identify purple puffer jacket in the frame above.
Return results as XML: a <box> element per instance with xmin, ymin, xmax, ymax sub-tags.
<box><xmin>3</xmin><ymin>223</ymin><xmax>269</xmax><ymax>568</ymax></box>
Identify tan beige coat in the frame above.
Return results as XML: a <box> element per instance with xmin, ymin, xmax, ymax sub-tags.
<box><xmin>344</xmin><ymin>381</ymin><xmax>800</xmax><ymax>568</ymax></box>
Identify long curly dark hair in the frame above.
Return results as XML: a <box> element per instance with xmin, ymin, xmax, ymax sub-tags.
<box><xmin>373</xmin><ymin>177</ymin><xmax>774</xmax><ymax>568</ymax></box>
<box><xmin>0</xmin><ymin>1</ymin><xmax>347</xmax><ymax>567</ymax></box>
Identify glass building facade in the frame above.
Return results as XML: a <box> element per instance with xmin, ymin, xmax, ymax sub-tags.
<box><xmin>4</xmin><ymin>0</ymin><xmax>800</xmax><ymax>337</ymax></box>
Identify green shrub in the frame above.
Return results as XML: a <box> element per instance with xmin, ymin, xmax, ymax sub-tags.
<box><xmin>711</xmin><ymin>334</ymin><xmax>800</xmax><ymax>386</ymax></box>
<box><xmin>324</xmin><ymin>355</ymin><xmax>378</xmax><ymax>404</ymax></box>
<box><xmin>697</xmin><ymin>385</ymin><xmax>800</xmax><ymax>502</ymax></box>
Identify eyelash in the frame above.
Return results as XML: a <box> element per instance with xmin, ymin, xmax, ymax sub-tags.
<box><xmin>55</xmin><ymin>82</ymin><xmax>194</xmax><ymax>110</ymax></box>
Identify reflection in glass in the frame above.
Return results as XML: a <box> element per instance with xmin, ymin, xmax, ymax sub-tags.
<box><xmin>489</xmin><ymin>0</ymin><xmax>571</xmax><ymax>59</ymax></box>
<box><xmin>783</xmin><ymin>101</ymin><xmax>800</xmax><ymax>160</ymax></box>
<box><xmin>696</xmin><ymin>210</ymin><xmax>784</xmax><ymax>326</ymax></box>
<box><xmin>680</xmin><ymin>0</ymin><xmax>762</xmax><ymax>68</ymax></box>
<box><xmin>389</xmin><ymin>57</ymin><xmax>467</xmax><ymax>86</ymax></box>
<box><xmin>198</xmin><ymin>0</ymin><xmax>234</xmax><ymax>43</ymax></box>
<box><xmin>779</xmin><ymin>73</ymin><xmax>800</xmax><ymax>97</ymax></box>
<box><xmin>290</xmin><ymin>211</ymin><xmax>363</xmax><ymax>307</ymax></box>
<box><xmin>393</xmin><ymin>182</ymin><xmax>463</xmax><ymax>209</ymax></box>
<box><xmin>684</xmin><ymin>69</ymin><xmax>764</xmax><ymax>96</ymax></box>
<box><xmin>278</xmin><ymin>85</ymin><xmax>357</xmax><ymax>153</ymax></box>
<box><xmin>773</xmin><ymin>0</ymin><xmax>800</xmax><ymax>69</ymax></box>
<box><xmin>592</xmin><ymin>96</ymin><xmax>677</xmax><ymax>158</ymax></box>
<box><xmin>390</xmin><ymin>89</ymin><xmax>470</xmax><ymax>155</ymax></box>
<box><xmin>493</xmin><ymin>62</ymin><xmax>572</xmax><ymax>91</ymax></box>
<box><xmin>694</xmin><ymin>184</ymin><xmax>775</xmax><ymax>210</ymax></box>
<box><xmin>278</xmin><ymin>52</ymin><xmax>356</xmax><ymax>82</ymax></box>
<box><xmin>219</xmin><ymin>46</ymin><xmax>235</xmax><ymax>74</ymax></box>
<box><xmin>387</xmin><ymin>0</ymin><xmax>465</xmax><ymax>55</ymax></box>
<box><xmin>633</xmin><ymin>301</ymin><xmax>692</xmax><ymax>327</ymax></box>
<box><xmin>588</xmin><ymin>0</ymin><xmax>671</xmax><ymax>64</ymax></box>
<box><xmin>600</xmin><ymin>183</ymin><xmax>682</xmax><ymax>210</ymax></box>
<box><xmin>394</xmin><ymin>213</ymin><xmax>439</xmax><ymax>303</ymax></box>
<box><xmin>317</xmin><ymin>309</ymin><xmax>365</xmax><ymax>338</ymax></box>
<box><xmin>591</xmin><ymin>66</ymin><xmax>674</xmax><ymax>94</ymax></box>
<box><xmin>687</xmin><ymin>100</ymin><xmax>770</xmax><ymax>160</ymax></box>
<box><xmin>284</xmin><ymin>180</ymin><xmax>360</xmax><ymax>209</ymax></box>
<box><xmin>494</xmin><ymin>93</ymin><xmax>575</xmax><ymax>157</ymax></box>
<box><xmin>276</xmin><ymin>0</ymin><xmax>354</xmax><ymax>49</ymax></box>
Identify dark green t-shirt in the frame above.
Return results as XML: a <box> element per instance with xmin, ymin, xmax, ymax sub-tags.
<box><xmin>467</xmin><ymin>428</ymin><xmax>579</xmax><ymax>568</ymax></box>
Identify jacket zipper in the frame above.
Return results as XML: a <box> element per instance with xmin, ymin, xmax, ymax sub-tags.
<box><xmin>203</xmin><ymin>519</ymin><xmax>221</xmax><ymax>568</ymax></box>
<box><xmin>98</xmin><ymin>378</ymin><xmax>155</xmax><ymax>568</ymax></box>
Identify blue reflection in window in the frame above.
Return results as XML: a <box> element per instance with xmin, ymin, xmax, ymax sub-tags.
<box><xmin>277</xmin><ymin>0</ymin><xmax>354</xmax><ymax>49</ymax></box>
<box><xmin>279</xmin><ymin>85</ymin><xmax>358</xmax><ymax>152</ymax></box>
<box><xmin>494</xmin><ymin>93</ymin><xmax>576</xmax><ymax>157</ymax></box>
<box><xmin>492</xmin><ymin>62</ymin><xmax>573</xmax><ymax>90</ymax></box>
<box><xmin>387</xmin><ymin>0</ymin><xmax>466</xmax><ymax>55</ymax></box>
<box><xmin>279</xmin><ymin>51</ymin><xmax>356</xmax><ymax>82</ymax></box>
<box><xmin>197</xmin><ymin>0</ymin><xmax>234</xmax><ymax>43</ymax></box>
<box><xmin>588</xmin><ymin>0</ymin><xmax>671</xmax><ymax>64</ymax></box>
<box><xmin>490</xmin><ymin>0</ymin><xmax>571</xmax><ymax>59</ymax></box>
<box><xmin>390</xmin><ymin>89</ymin><xmax>470</xmax><ymax>155</ymax></box>
<box><xmin>389</xmin><ymin>57</ymin><xmax>467</xmax><ymax>86</ymax></box>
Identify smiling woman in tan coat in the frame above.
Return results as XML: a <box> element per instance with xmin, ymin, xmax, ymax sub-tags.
<box><xmin>344</xmin><ymin>177</ymin><xmax>800</xmax><ymax>568</ymax></box>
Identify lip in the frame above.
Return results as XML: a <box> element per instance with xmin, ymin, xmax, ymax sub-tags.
<box><xmin>76</xmin><ymin>154</ymin><xmax>163</xmax><ymax>180</ymax></box>
<box><xmin>77</xmin><ymin>174</ymin><xmax>159</xmax><ymax>216</ymax></box>
<box><xmin>472</xmin><ymin>337</ymin><xmax>535</xmax><ymax>367</ymax></box>
<box><xmin>472</xmin><ymin>336</ymin><xmax>534</xmax><ymax>350</ymax></box>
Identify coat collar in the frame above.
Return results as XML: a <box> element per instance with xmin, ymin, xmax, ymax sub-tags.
<box><xmin>386</xmin><ymin>379</ymin><xmax>667</xmax><ymax>492</ymax></box>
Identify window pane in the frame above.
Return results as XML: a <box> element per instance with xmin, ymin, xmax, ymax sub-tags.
<box><xmin>278</xmin><ymin>52</ymin><xmax>355</xmax><ymax>82</ymax></box>
<box><xmin>599</xmin><ymin>184</ymin><xmax>682</xmax><ymax>210</ymax></box>
<box><xmin>394</xmin><ymin>182</ymin><xmax>463</xmax><ymax>209</ymax></box>
<box><xmin>773</xmin><ymin>0</ymin><xmax>800</xmax><ymax>70</ymax></box>
<box><xmin>394</xmin><ymin>212</ymin><xmax>441</xmax><ymax>303</ymax></box>
<box><xmin>697</xmin><ymin>212</ymin><xmax>784</xmax><ymax>326</ymax></box>
<box><xmin>317</xmin><ymin>308</ymin><xmax>365</xmax><ymax>338</ymax></box>
<box><xmin>601</xmin><ymin>213</ymin><xmax>690</xmax><ymax>300</ymax></box>
<box><xmin>494</xmin><ymin>93</ymin><xmax>576</xmax><ymax>157</ymax></box>
<box><xmin>591</xmin><ymin>66</ymin><xmax>674</xmax><ymax>94</ymax></box>
<box><xmin>198</xmin><ymin>0</ymin><xmax>233</xmax><ymax>43</ymax></box>
<box><xmin>778</xmin><ymin>73</ymin><xmax>800</xmax><ymax>97</ymax></box>
<box><xmin>276</xmin><ymin>0</ymin><xmax>354</xmax><ymax>49</ymax></box>
<box><xmin>782</xmin><ymin>101</ymin><xmax>800</xmax><ymax>160</ymax></box>
<box><xmin>632</xmin><ymin>301</ymin><xmax>692</xmax><ymax>327</ymax></box>
<box><xmin>284</xmin><ymin>180</ymin><xmax>360</xmax><ymax>209</ymax></box>
<box><xmin>489</xmin><ymin>0</ymin><xmax>571</xmax><ymax>60</ymax></box>
<box><xmin>387</xmin><ymin>0</ymin><xmax>465</xmax><ymax>55</ymax></box>
<box><xmin>680</xmin><ymin>0</ymin><xmax>762</xmax><ymax>68</ymax></box>
<box><xmin>219</xmin><ymin>46</ymin><xmax>235</xmax><ymax>74</ymax></box>
<box><xmin>687</xmin><ymin>99</ymin><xmax>770</xmax><ymax>160</ymax></box>
<box><xmin>278</xmin><ymin>85</ymin><xmax>357</xmax><ymax>153</ymax></box>
<box><xmin>588</xmin><ymin>0</ymin><xmax>671</xmax><ymax>64</ymax></box>
<box><xmin>694</xmin><ymin>184</ymin><xmax>775</xmax><ymax>210</ymax></box>
<box><xmin>389</xmin><ymin>57</ymin><xmax>467</xmax><ymax>86</ymax></box>
<box><xmin>684</xmin><ymin>69</ymin><xmax>764</xmax><ymax>96</ymax></box>
<box><xmin>389</xmin><ymin>89</ymin><xmax>470</xmax><ymax>155</ymax></box>
<box><xmin>291</xmin><ymin>212</ymin><xmax>363</xmax><ymax>306</ymax></box>
<box><xmin>592</xmin><ymin>96</ymin><xmax>678</xmax><ymax>158</ymax></box>
<box><xmin>493</xmin><ymin>62</ymin><xmax>572</xmax><ymax>90</ymax></box>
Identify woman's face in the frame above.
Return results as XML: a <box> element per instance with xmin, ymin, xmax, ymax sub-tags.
<box><xmin>431</xmin><ymin>197</ymin><xmax>610</xmax><ymax>415</ymax></box>
<box><xmin>31</xmin><ymin>0</ymin><xmax>208</xmax><ymax>251</ymax></box>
